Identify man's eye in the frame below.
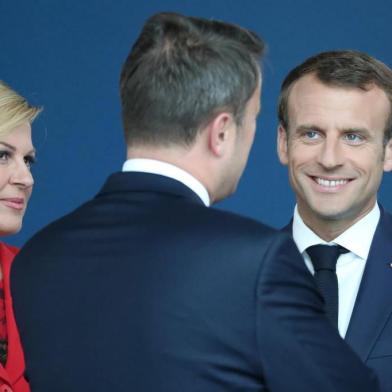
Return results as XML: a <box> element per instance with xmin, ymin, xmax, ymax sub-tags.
<box><xmin>24</xmin><ymin>155</ymin><xmax>36</xmax><ymax>169</ymax></box>
<box><xmin>304</xmin><ymin>131</ymin><xmax>319</xmax><ymax>139</ymax></box>
<box><xmin>344</xmin><ymin>133</ymin><xmax>363</xmax><ymax>143</ymax></box>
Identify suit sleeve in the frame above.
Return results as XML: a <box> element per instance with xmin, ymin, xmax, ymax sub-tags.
<box><xmin>255</xmin><ymin>232</ymin><xmax>379</xmax><ymax>392</ymax></box>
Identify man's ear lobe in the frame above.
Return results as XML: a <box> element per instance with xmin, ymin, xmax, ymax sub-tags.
<box><xmin>383</xmin><ymin>138</ymin><xmax>392</xmax><ymax>172</ymax></box>
<box><xmin>277</xmin><ymin>124</ymin><xmax>289</xmax><ymax>165</ymax></box>
<box><xmin>208</xmin><ymin>112</ymin><xmax>234</xmax><ymax>157</ymax></box>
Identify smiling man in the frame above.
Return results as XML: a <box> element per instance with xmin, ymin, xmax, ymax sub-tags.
<box><xmin>277</xmin><ymin>50</ymin><xmax>392</xmax><ymax>391</ymax></box>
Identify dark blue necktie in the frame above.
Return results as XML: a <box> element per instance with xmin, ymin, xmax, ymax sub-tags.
<box><xmin>306</xmin><ymin>245</ymin><xmax>349</xmax><ymax>327</ymax></box>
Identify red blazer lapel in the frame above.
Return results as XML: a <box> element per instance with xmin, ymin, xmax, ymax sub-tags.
<box><xmin>0</xmin><ymin>243</ymin><xmax>26</xmax><ymax>385</ymax></box>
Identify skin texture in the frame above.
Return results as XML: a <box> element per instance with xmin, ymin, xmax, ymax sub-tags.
<box><xmin>278</xmin><ymin>74</ymin><xmax>392</xmax><ymax>241</ymax></box>
<box><xmin>0</xmin><ymin>122</ymin><xmax>35</xmax><ymax>237</ymax></box>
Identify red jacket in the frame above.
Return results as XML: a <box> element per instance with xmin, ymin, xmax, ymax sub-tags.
<box><xmin>0</xmin><ymin>243</ymin><xmax>29</xmax><ymax>392</ymax></box>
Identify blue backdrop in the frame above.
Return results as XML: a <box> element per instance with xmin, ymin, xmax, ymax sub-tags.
<box><xmin>1</xmin><ymin>0</ymin><xmax>392</xmax><ymax>245</ymax></box>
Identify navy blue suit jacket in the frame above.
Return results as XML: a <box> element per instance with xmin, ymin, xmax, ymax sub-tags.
<box><xmin>346</xmin><ymin>208</ymin><xmax>392</xmax><ymax>392</ymax></box>
<box><xmin>11</xmin><ymin>172</ymin><xmax>379</xmax><ymax>391</ymax></box>
<box><xmin>284</xmin><ymin>207</ymin><xmax>392</xmax><ymax>392</ymax></box>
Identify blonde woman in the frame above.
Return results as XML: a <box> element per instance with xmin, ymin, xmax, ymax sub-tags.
<box><xmin>0</xmin><ymin>81</ymin><xmax>40</xmax><ymax>392</ymax></box>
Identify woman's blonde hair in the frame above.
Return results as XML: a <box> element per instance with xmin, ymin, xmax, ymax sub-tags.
<box><xmin>0</xmin><ymin>80</ymin><xmax>41</xmax><ymax>136</ymax></box>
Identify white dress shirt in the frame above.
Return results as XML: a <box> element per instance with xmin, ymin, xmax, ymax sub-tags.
<box><xmin>292</xmin><ymin>203</ymin><xmax>380</xmax><ymax>338</ymax></box>
<box><xmin>122</xmin><ymin>158</ymin><xmax>210</xmax><ymax>207</ymax></box>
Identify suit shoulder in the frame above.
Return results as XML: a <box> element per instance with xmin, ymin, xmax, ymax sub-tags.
<box><xmin>18</xmin><ymin>197</ymin><xmax>96</xmax><ymax>252</ymax></box>
<box><xmin>192</xmin><ymin>204</ymin><xmax>279</xmax><ymax>236</ymax></box>
<box><xmin>178</xmin><ymin>204</ymin><xmax>297</xmax><ymax>257</ymax></box>
<box><xmin>382</xmin><ymin>208</ymin><xmax>392</xmax><ymax>223</ymax></box>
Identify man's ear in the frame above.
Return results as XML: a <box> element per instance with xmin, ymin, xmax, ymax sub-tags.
<box><xmin>383</xmin><ymin>138</ymin><xmax>392</xmax><ymax>172</ymax></box>
<box><xmin>208</xmin><ymin>112</ymin><xmax>235</xmax><ymax>157</ymax></box>
<box><xmin>277</xmin><ymin>124</ymin><xmax>289</xmax><ymax>165</ymax></box>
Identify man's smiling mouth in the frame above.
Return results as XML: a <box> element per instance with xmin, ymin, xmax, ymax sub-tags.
<box><xmin>311</xmin><ymin>176</ymin><xmax>352</xmax><ymax>188</ymax></box>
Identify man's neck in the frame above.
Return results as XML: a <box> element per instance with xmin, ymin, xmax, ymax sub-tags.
<box><xmin>127</xmin><ymin>144</ymin><xmax>219</xmax><ymax>203</ymax></box>
<box><xmin>122</xmin><ymin>158</ymin><xmax>211</xmax><ymax>206</ymax></box>
<box><xmin>298</xmin><ymin>204</ymin><xmax>377</xmax><ymax>242</ymax></box>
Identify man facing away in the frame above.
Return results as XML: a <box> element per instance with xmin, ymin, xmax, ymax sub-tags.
<box><xmin>277</xmin><ymin>50</ymin><xmax>392</xmax><ymax>391</ymax></box>
<box><xmin>13</xmin><ymin>15</ymin><xmax>378</xmax><ymax>391</ymax></box>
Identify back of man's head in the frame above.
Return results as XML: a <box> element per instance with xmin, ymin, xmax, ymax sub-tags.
<box><xmin>120</xmin><ymin>12</ymin><xmax>264</xmax><ymax>148</ymax></box>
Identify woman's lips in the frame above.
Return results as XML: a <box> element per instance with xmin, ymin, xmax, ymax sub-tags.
<box><xmin>0</xmin><ymin>198</ymin><xmax>25</xmax><ymax>211</ymax></box>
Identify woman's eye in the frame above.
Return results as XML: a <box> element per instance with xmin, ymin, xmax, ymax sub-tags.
<box><xmin>0</xmin><ymin>151</ymin><xmax>10</xmax><ymax>161</ymax></box>
<box><xmin>24</xmin><ymin>156</ymin><xmax>36</xmax><ymax>169</ymax></box>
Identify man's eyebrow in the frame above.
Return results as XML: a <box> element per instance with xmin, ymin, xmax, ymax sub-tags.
<box><xmin>295</xmin><ymin>124</ymin><xmax>324</xmax><ymax>132</ymax></box>
<box><xmin>295</xmin><ymin>125</ymin><xmax>371</xmax><ymax>134</ymax></box>
<box><xmin>339</xmin><ymin>127</ymin><xmax>370</xmax><ymax>134</ymax></box>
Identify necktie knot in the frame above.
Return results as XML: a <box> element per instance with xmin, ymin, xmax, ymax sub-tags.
<box><xmin>306</xmin><ymin>244</ymin><xmax>348</xmax><ymax>272</ymax></box>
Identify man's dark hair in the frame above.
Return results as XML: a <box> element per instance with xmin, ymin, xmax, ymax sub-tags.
<box><xmin>278</xmin><ymin>50</ymin><xmax>392</xmax><ymax>144</ymax></box>
<box><xmin>120</xmin><ymin>12</ymin><xmax>264</xmax><ymax>147</ymax></box>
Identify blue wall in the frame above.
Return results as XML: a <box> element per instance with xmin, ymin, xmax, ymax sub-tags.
<box><xmin>1</xmin><ymin>0</ymin><xmax>392</xmax><ymax>245</ymax></box>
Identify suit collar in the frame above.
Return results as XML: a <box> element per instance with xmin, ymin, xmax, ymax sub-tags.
<box><xmin>96</xmin><ymin>171</ymin><xmax>206</xmax><ymax>206</ymax></box>
<box><xmin>291</xmin><ymin>204</ymin><xmax>380</xmax><ymax>258</ymax></box>
<box><xmin>345</xmin><ymin>207</ymin><xmax>392</xmax><ymax>360</ymax></box>
<box><xmin>122</xmin><ymin>159</ymin><xmax>210</xmax><ymax>206</ymax></box>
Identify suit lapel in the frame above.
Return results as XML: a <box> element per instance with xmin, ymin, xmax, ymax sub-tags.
<box><xmin>345</xmin><ymin>209</ymin><xmax>392</xmax><ymax>360</ymax></box>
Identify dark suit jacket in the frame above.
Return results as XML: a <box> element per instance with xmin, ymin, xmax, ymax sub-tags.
<box><xmin>283</xmin><ymin>207</ymin><xmax>392</xmax><ymax>392</ymax></box>
<box><xmin>346</xmin><ymin>207</ymin><xmax>392</xmax><ymax>392</ymax></box>
<box><xmin>11</xmin><ymin>172</ymin><xmax>379</xmax><ymax>391</ymax></box>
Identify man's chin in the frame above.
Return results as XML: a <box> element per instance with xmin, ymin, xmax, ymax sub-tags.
<box><xmin>310</xmin><ymin>206</ymin><xmax>356</xmax><ymax>223</ymax></box>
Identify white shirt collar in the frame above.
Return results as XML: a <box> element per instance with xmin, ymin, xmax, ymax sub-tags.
<box><xmin>292</xmin><ymin>203</ymin><xmax>380</xmax><ymax>259</ymax></box>
<box><xmin>122</xmin><ymin>158</ymin><xmax>210</xmax><ymax>207</ymax></box>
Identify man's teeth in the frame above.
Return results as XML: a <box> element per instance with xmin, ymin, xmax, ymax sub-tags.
<box><xmin>315</xmin><ymin>178</ymin><xmax>348</xmax><ymax>187</ymax></box>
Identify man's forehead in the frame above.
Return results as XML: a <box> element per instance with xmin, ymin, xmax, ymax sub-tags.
<box><xmin>289</xmin><ymin>73</ymin><xmax>387</xmax><ymax>100</ymax></box>
<box><xmin>288</xmin><ymin>74</ymin><xmax>389</xmax><ymax>113</ymax></box>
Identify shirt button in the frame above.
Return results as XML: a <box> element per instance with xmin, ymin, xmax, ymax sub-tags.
<box><xmin>0</xmin><ymin>385</ymin><xmax>13</xmax><ymax>392</ymax></box>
